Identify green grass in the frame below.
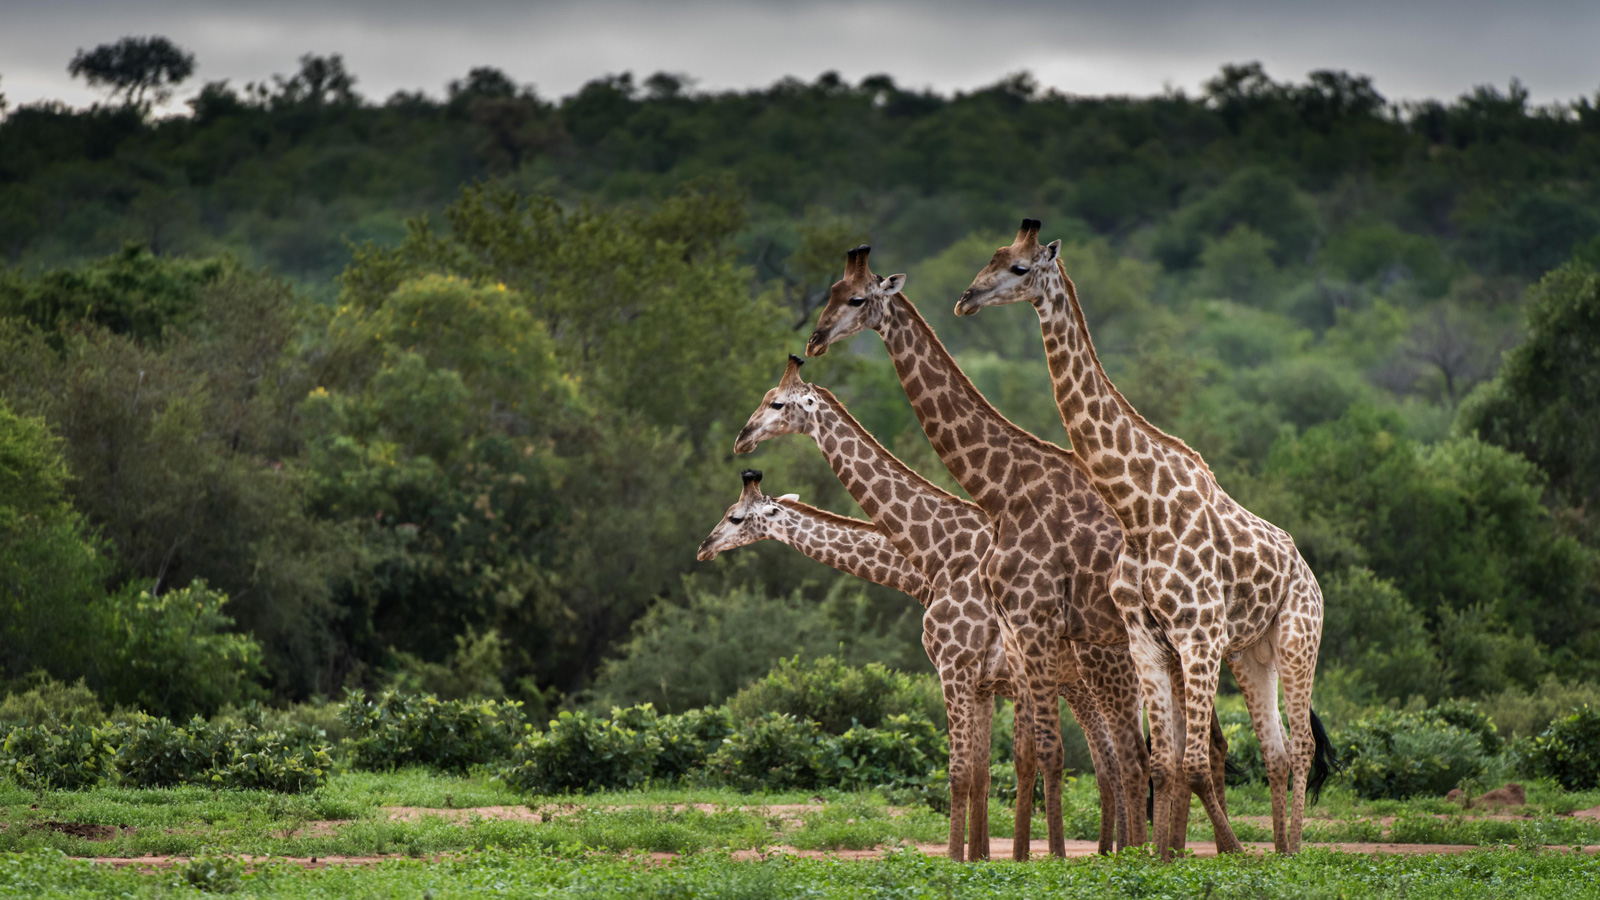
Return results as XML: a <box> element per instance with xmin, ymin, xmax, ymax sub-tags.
<box><xmin>2</xmin><ymin>845</ymin><xmax>1599</xmax><ymax>898</ymax></box>
<box><xmin>4</xmin><ymin>769</ymin><xmax>1599</xmax><ymax>867</ymax></box>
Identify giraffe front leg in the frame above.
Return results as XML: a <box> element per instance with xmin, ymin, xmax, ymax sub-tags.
<box><xmin>1123</xmin><ymin>619</ymin><xmax>1180</xmax><ymax>860</ymax></box>
<box><xmin>1171</xmin><ymin>628</ymin><xmax>1243</xmax><ymax>855</ymax></box>
<box><xmin>1061</xmin><ymin>674</ymin><xmax>1122</xmax><ymax>855</ymax></box>
<box><xmin>941</xmin><ymin>676</ymin><xmax>975</xmax><ymax>861</ymax></box>
<box><xmin>1080</xmin><ymin>642</ymin><xmax>1146</xmax><ymax>850</ymax></box>
<box><xmin>1010</xmin><ymin>692</ymin><xmax>1038</xmax><ymax>861</ymax></box>
<box><xmin>969</xmin><ymin>689</ymin><xmax>994</xmax><ymax>861</ymax></box>
<box><xmin>1166</xmin><ymin>657</ymin><xmax>1192</xmax><ymax>853</ymax></box>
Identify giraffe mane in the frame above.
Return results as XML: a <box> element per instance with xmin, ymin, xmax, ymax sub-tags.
<box><xmin>885</xmin><ymin>292</ymin><xmax>1079</xmax><ymax>472</ymax></box>
<box><xmin>812</xmin><ymin>384</ymin><xmax>975</xmax><ymax>509</ymax></box>
<box><xmin>1054</xmin><ymin>259</ymin><xmax>1215</xmax><ymax>480</ymax></box>
<box><xmin>772</xmin><ymin>496</ymin><xmax>884</xmax><ymax>534</ymax></box>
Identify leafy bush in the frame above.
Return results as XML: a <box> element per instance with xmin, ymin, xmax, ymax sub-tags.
<box><xmin>1429</xmin><ymin>699</ymin><xmax>1502</xmax><ymax>755</ymax></box>
<box><xmin>113</xmin><ymin>714</ymin><xmax>220</xmax><ymax>788</ymax></box>
<box><xmin>821</xmin><ymin>713</ymin><xmax>944</xmax><ymax>791</ymax></box>
<box><xmin>1479</xmin><ymin>678</ymin><xmax>1600</xmax><ymax>739</ymax></box>
<box><xmin>653</xmin><ymin>706</ymin><xmax>734</xmax><ymax>782</ymax></box>
<box><xmin>1521</xmin><ymin>705</ymin><xmax>1600</xmax><ymax>790</ymax></box>
<box><xmin>1338</xmin><ymin>708</ymin><xmax>1489</xmax><ymax>799</ymax></box>
<box><xmin>0</xmin><ymin>676</ymin><xmax>106</xmax><ymax>727</ymax></box>
<box><xmin>726</xmin><ymin>656</ymin><xmax>938</xmax><ymax>734</ymax></box>
<box><xmin>340</xmin><ymin>689</ymin><xmax>524</xmax><ymax>773</ymax></box>
<box><xmin>0</xmin><ymin>722</ymin><xmax>119</xmax><ymax>789</ymax></box>
<box><xmin>704</xmin><ymin>712</ymin><xmax>821</xmax><ymax>792</ymax></box>
<box><xmin>212</xmin><ymin>727</ymin><xmax>332</xmax><ymax>793</ymax></box>
<box><xmin>503</xmin><ymin>708</ymin><xmax>660</xmax><ymax>794</ymax></box>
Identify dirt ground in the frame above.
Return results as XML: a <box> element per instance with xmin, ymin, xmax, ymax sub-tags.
<box><xmin>63</xmin><ymin>801</ymin><xmax>1600</xmax><ymax>869</ymax></box>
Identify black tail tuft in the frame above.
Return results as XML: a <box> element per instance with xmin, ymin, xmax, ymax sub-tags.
<box><xmin>1306</xmin><ymin>708</ymin><xmax>1339</xmax><ymax>806</ymax></box>
<box><xmin>1223</xmin><ymin>755</ymin><xmax>1244</xmax><ymax>780</ymax></box>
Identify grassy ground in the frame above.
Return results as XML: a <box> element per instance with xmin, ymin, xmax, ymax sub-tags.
<box><xmin>2</xmin><ymin>771</ymin><xmax>1599</xmax><ymax>896</ymax></box>
<box><xmin>3</xmin><ymin>845</ymin><xmax>1599</xmax><ymax>898</ymax></box>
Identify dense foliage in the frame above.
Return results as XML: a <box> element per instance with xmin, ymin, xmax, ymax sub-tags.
<box><xmin>3</xmin><ymin>47</ymin><xmax>1600</xmax><ymax>724</ymax></box>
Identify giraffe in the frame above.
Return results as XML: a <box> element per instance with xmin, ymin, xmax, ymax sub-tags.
<box><xmin>731</xmin><ymin>356</ymin><xmax>1133</xmax><ymax>858</ymax></box>
<box><xmin>696</xmin><ymin>468</ymin><xmax>931</xmax><ymax>605</ymax></box>
<box><xmin>955</xmin><ymin>219</ymin><xmax>1329</xmax><ymax>858</ymax></box>
<box><xmin>803</xmin><ymin>246</ymin><xmax>1154</xmax><ymax>858</ymax></box>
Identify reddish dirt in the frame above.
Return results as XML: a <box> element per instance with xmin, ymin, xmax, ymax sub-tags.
<box><xmin>380</xmin><ymin>802</ymin><xmax>881</xmax><ymax>827</ymax></box>
<box><xmin>1573</xmin><ymin>805</ymin><xmax>1600</xmax><ymax>821</ymax></box>
<box><xmin>86</xmin><ymin>839</ymin><xmax>1600</xmax><ymax>870</ymax></box>
<box><xmin>33</xmin><ymin>822</ymin><xmax>134</xmax><ymax>841</ymax></box>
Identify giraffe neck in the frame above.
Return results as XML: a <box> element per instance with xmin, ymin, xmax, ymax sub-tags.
<box><xmin>1031</xmin><ymin>261</ymin><xmax>1213</xmax><ymax>528</ymax></box>
<box><xmin>876</xmin><ymin>293</ymin><xmax>1040</xmax><ymax>513</ymax></box>
<box><xmin>776</xmin><ymin>500</ymin><xmax>929</xmax><ymax>603</ymax></box>
<box><xmin>806</xmin><ymin>387</ymin><xmax>967</xmax><ymax>573</ymax></box>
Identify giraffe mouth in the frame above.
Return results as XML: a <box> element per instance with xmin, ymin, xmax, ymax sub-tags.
<box><xmin>805</xmin><ymin>329</ymin><xmax>830</xmax><ymax>356</ymax></box>
<box><xmin>696</xmin><ymin>541</ymin><xmax>718</xmax><ymax>561</ymax></box>
<box><xmin>954</xmin><ymin>290</ymin><xmax>982</xmax><ymax>317</ymax></box>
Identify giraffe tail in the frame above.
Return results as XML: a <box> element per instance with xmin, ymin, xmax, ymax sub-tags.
<box><xmin>1306</xmin><ymin>708</ymin><xmax>1340</xmax><ymax>805</ymax></box>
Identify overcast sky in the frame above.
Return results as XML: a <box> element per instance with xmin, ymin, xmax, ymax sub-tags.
<box><xmin>3</xmin><ymin>0</ymin><xmax>1597</xmax><ymax>114</ymax></box>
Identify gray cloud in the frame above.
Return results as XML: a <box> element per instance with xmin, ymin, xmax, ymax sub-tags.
<box><xmin>2</xmin><ymin>0</ymin><xmax>1595</xmax><ymax>115</ymax></box>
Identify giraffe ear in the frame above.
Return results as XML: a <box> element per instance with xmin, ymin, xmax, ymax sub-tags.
<box><xmin>879</xmin><ymin>273</ymin><xmax>906</xmax><ymax>294</ymax></box>
<box><xmin>1041</xmin><ymin>239</ymin><xmax>1061</xmax><ymax>263</ymax></box>
<box><xmin>777</xmin><ymin>493</ymin><xmax>800</xmax><ymax>502</ymax></box>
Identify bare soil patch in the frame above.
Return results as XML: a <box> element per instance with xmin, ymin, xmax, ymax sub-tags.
<box><xmin>85</xmin><ymin>839</ymin><xmax>1600</xmax><ymax>870</ymax></box>
<box><xmin>1572</xmin><ymin>805</ymin><xmax>1600</xmax><ymax>821</ymax></box>
<box><xmin>33</xmin><ymin>821</ymin><xmax>133</xmax><ymax>841</ymax></box>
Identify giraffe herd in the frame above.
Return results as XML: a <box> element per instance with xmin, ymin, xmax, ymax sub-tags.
<box><xmin>697</xmin><ymin>222</ymin><xmax>1335</xmax><ymax>862</ymax></box>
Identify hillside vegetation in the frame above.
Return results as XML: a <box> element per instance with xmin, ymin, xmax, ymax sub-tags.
<box><xmin>2</xmin><ymin>52</ymin><xmax>1599</xmax><ymax>726</ymax></box>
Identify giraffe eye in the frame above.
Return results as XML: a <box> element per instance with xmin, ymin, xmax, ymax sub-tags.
<box><xmin>1010</xmin><ymin>265</ymin><xmax>1029</xmax><ymax>276</ymax></box>
<box><xmin>765</xmin><ymin>507</ymin><xmax>779</xmax><ymax>516</ymax></box>
<box><xmin>770</xmin><ymin>401</ymin><xmax>785</xmax><ymax>410</ymax></box>
<box><xmin>847</xmin><ymin>296</ymin><xmax>866</xmax><ymax>307</ymax></box>
<box><xmin>729</xmin><ymin>516</ymin><xmax>744</xmax><ymax>525</ymax></box>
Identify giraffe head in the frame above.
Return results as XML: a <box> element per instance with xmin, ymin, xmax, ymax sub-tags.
<box><xmin>953</xmin><ymin>218</ymin><xmax>1061</xmax><ymax>317</ymax></box>
<box><xmin>696</xmin><ymin>469</ymin><xmax>801</xmax><ymax>560</ymax></box>
<box><xmin>733</xmin><ymin>354</ymin><xmax>822</xmax><ymax>453</ymax></box>
<box><xmin>805</xmin><ymin>244</ymin><xmax>907</xmax><ymax>356</ymax></box>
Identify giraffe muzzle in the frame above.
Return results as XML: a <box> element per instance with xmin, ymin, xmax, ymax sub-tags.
<box><xmin>733</xmin><ymin>427</ymin><xmax>758</xmax><ymax>454</ymax></box>
<box><xmin>805</xmin><ymin>330</ymin><xmax>830</xmax><ymax>356</ymax></box>
<box><xmin>696</xmin><ymin>541</ymin><xmax>718</xmax><ymax>562</ymax></box>
<box><xmin>954</xmin><ymin>290</ymin><xmax>981</xmax><ymax>317</ymax></box>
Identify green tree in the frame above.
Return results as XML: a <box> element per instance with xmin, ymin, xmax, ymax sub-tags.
<box><xmin>1458</xmin><ymin>261</ymin><xmax>1600</xmax><ymax>511</ymax></box>
<box><xmin>0</xmin><ymin>258</ymin><xmax>352</xmax><ymax>698</ymax></box>
<box><xmin>0</xmin><ymin>401</ymin><xmax>113</xmax><ymax>684</ymax></box>
<box><xmin>1261</xmin><ymin>405</ymin><xmax>1593</xmax><ymax>648</ymax></box>
<box><xmin>68</xmin><ymin>36</ymin><xmax>196</xmax><ymax>109</ymax></box>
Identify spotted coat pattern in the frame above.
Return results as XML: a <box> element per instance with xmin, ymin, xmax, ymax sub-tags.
<box><xmin>957</xmin><ymin>220</ymin><xmax>1326</xmax><ymax>859</ymax></box>
<box><xmin>802</xmin><ymin>247</ymin><xmax>1150</xmax><ymax>859</ymax></box>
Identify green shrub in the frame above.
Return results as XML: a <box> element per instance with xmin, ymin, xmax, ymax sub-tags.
<box><xmin>0</xmin><ymin>722</ymin><xmax>118</xmax><ymax>789</ymax></box>
<box><xmin>1480</xmin><ymin>678</ymin><xmax>1600</xmax><ymax>739</ymax></box>
<box><xmin>0</xmin><ymin>676</ymin><xmax>106</xmax><ymax>727</ymax></box>
<box><xmin>821</xmin><ymin>713</ymin><xmax>944</xmax><ymax>791</ymax></box>
<box><xmin>726</xmin><ymin>656</ymin><xmax>935</xmax><ymax>734</ymax></box>
<box><xmin>1338</xmin><ymin>708</ymin><xmax>1488</xmax><ymax>799</ymax></box>
<box><xmin>212</xmin><ymin>727</ymin><xmax>332</xmax><ymax>793</ymax></box>
<box><xmin>653</xmin><ymin>706</ymin><xmax>734</xmax><ymax>782</ymax></box>
<box><xmin>1429</xmin><ymin>699</ymin><xmax>1502</xmax><ymax>754</ymax></box>
<box><xmin>704</xmin><ymin>712</ymin><xmax>821</xmax><ymax>791</ymax></box>
<box><xmin>113</xmin><ymin>714</ymin><xmax>220</xmax><ymax>788</ymax></box>
<box><xmin>340</xmin><ymin>689</ymin><xmax>524</xmax><ymax>773</ymax></box>
<box><xmin>504</xmin><ymin>708</ymin><xmax>660</xmax><ymax>794</ymax></box>
<box><xmin>1522</xmin><ymin>705</ymin><xmax>1600</xmax><ymax>790</ymax></box>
